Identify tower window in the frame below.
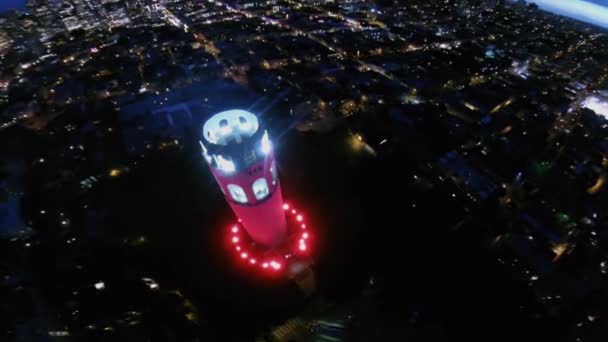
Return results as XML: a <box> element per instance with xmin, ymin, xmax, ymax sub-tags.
<box><xmin>227</xmin><ymin>184</ymin><xmax>248</xmax><ymax>203</ymax></box>
<box><xmin>252</xmin><ymin>178</ymin><xmax>269</xmax><ymax>200</ymax></box>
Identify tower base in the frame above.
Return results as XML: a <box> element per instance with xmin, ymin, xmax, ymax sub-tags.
<box><xmin>226</xmin><ymin>201</ymin><xmax>313</xmax><ymax>275</ymax></box>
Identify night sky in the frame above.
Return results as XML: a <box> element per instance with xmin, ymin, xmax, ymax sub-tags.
<box><xmin>526</xmin><ymin>0</ymin><xmax>608</xmax><ymax>28</ymax></box>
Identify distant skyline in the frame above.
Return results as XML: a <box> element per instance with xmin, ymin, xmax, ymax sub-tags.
<box><xmin>0</xmin><ymin>1</ymin><xmax>607</xmax><ymax>29</ymax></box>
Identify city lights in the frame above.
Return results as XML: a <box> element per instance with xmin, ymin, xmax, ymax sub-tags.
<box><xmin>4</xmin><ymin>0</ymin><xmax>607</xmax><ymax>337</ymax></box>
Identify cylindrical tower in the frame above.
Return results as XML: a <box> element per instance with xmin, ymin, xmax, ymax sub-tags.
<box><xmin>201</xmin><ymin>109</ymin><xmax>287</xmax><ymax>247</ymax></box>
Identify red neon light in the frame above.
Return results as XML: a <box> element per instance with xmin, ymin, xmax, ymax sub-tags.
<box><xmin>225</xmin><ymin>202</ymin><xmax>312</xmax><ymax>274</ymax></box>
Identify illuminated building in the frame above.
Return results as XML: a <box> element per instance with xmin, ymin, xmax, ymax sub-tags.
<box><xmin>0</xmin><ymin>30</ymin><xmax>12</xmax><ymax>56</ymax></box>
<box><xmin>200</xmin><ymin>110</ymin><xmax>311</xmax><ymax>273</ymax></box>
<box><xmin>582</xmin><ymin>91</ymin><xmax>608</xmax><ymax>119</ymax></box>
<box><xmin>27</xmin><ymin>0</ymin><xmax>65</xmax><ymax>42</ymax></box>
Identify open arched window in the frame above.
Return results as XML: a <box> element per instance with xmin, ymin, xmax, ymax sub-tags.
<box><xmin>227</xmin><ymin>184</ymin><xmax>247</xmax><ymax>203</ymax></box>
<box><xmin>252</xmin><ymin>178</ymin><xmax>269</xmax><ymax>200</ymax></box>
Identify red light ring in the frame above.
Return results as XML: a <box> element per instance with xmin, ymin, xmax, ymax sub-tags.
<box><xmin>227</xmin><ymin>202</ymin><xmax>312</xmax><ymax>273</ymax></box>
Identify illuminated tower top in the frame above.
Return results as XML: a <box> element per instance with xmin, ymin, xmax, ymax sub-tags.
<box><xmin>201</xmin><ymin>109</ymin><xmax>272</xmax><ymax>177</ymax></box>
<box><xmin>202</xmin><ymin>109</ymin><xmax>260</xmax><ymax>146</ymax></box>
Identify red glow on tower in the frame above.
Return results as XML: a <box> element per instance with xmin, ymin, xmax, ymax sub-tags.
<box><xmin>201</xmin><ymin>110</ymin><xmax>313</xmax><ymax>275</ymax></box>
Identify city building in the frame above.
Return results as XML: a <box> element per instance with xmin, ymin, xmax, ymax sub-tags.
<box><xmin>27</xmin><ymin>0</ymin><xmax>65</xmax><ymax>42</ymax></box>
<box><xmin>582</xmin><ymin>91</ymin><xmax>608</xmax><ymax>119</ymax></box>
<box><xmin>0</xmin><ymin>29</ymin><xmax>12</xmax><ymax>56</ymax></box>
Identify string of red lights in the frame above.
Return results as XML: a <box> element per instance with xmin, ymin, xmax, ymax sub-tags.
<box><xmin>228</xmin><ymin>202</ymin><xmax>311</xmax><ymax>273</ymax></box>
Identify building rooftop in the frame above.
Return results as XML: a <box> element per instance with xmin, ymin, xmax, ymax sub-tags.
<box><xmin>202</xmin><ymin>109</ymin><xmax>260</xmax><ymax>146</ymax></box>
<box><xmin>582</xmin><ymin>91</ymin><xmax>608</xmax><ymax>119</ymax></box>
